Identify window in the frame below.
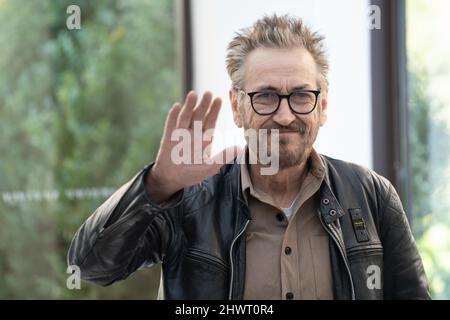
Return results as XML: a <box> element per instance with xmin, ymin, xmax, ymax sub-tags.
<box><xmin>406</xmin><ymin>0</ymin><xmax>450</xmax><ymax>299</ymax></box>
<box><xmin>0</xmin><ymin>0</ymin><xmax>180</xmax><ymax>298</ymax></box>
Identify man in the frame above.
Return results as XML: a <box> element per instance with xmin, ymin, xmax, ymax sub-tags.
<box><xmin>68</xmin><ymin>14</ymin><xmax>430</xmax><ymax>299</ymax></box>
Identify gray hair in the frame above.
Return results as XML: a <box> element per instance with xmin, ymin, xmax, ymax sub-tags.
<box><xmin>226</xmin><ymin>14</ymin><xmax>329</xmax><ymax>92</ymax></box>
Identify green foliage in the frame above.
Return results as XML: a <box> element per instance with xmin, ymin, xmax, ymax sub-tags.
<box><xmin>407</xmin><ymin>0</ymin><xmax>450</xmax><ymax>299</ymax></box>
<box><xmin>0</xmin><ymin>0</ymin><xmax>179</xmax><ymax>298</ymax></box>
<box><xmin>409</xmin><ymin>66</ymin><xmax>450</xmax><ymax>299</ymax></box>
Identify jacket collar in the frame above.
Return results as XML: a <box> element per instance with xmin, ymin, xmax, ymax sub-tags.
<box><xmin>227</xmin><ymin>150</ymin><xmax>346</xmax><ymax>223</ymax></box>
<box><xmin>318</xmin><ymin>155</ymin><xmax>347</xmax><ymax>224</ymax></box>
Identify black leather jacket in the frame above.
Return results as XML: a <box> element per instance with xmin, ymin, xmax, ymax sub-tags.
<box><xmin>68</xmin><ymin>155</ymin><xmax>430</xmax><ymax>299</ymax></box>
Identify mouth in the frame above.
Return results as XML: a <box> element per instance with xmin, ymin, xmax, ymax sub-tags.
<box><xmin>276</xmin><ymin>130</ymin><xmax>299</xmax><ymax>134</ymax></box>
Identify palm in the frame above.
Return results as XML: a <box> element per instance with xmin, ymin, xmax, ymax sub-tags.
<box><xmin>152</xmin><ymin>91</ymin><xmax>241</xmax><ymax>192</ymax></box>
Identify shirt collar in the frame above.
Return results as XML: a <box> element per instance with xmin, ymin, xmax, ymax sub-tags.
<box><xmin>239</xmin><ymin>146</ymin><xmax>326</xmax><ymax>204</ymax></box>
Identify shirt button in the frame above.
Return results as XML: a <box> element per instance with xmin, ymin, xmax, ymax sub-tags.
<box><xmin>285</xmin><ymin>246</ymin><xmax>292</xmax><ymax>255</ymax></box>
<box><xmin>286</xmin><ymin>292</ymin><xmax>294</xmax><ymax>300</ymax></box>
<box><xmin>276</xmin><ymin>213</ymin><xmax>284</xmax><ymax>222</ymax></box>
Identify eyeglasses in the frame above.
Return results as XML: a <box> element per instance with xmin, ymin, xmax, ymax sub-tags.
<box><xmin>238</xmin><ymin>88</ymin><xmax>321</xmax><ymax>115</ymax></box>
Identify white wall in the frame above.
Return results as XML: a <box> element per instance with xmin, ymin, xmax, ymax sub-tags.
<box><xmin>191</xmin><ymin>0</ymin><xmax>372</xmax><ymax>168</ymax></box>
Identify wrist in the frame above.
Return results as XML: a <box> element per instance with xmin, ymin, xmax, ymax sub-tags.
<box><xmin>145</xmin><ymin>167</ymin><xmax>180</xmax><ymax>204</ymax></box>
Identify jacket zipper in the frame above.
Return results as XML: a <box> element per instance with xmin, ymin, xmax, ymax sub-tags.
<box><xmin>318</xmin><ymin>210</ymin><xmax>355</xmax><ymax>300</ymax></box>
<box><xmin>228</xmin><ymin>219</ymin><xmax>250</xmax><ymax>300</ymax></box>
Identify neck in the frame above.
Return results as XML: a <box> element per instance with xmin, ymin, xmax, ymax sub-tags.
<box><xmin>248</xmin><ymin>153</ymin><xmax>311</xmax><ymax>207</ymax></box>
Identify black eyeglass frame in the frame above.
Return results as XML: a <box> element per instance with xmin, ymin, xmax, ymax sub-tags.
<box><xmin>237</xmin><ymin>88</ymin><xmax>322</xmax><ymax>116</ymax></box>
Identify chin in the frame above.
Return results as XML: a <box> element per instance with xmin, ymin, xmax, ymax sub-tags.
<box><xmin>275</xmin><ymin>148</ymin><xmax>301</xmax><ymax>169</ymax></box>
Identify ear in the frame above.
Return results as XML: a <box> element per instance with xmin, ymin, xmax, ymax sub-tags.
<box><xmin>319</xmin><ymin>90</ymin><xmax>328</xmax><ymax>126</ymax></box>
<box><xmin>229</xmin><ymin>88</ymin><xmax>244</xmax><ymax>128</ymax></box>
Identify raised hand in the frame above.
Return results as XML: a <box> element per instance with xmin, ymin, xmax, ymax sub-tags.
<box><xmin>145</xmin><ymin>91</ymin><xmax>241</xmax><ymax>203</ymax></box>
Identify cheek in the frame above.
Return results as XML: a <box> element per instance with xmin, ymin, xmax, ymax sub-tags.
<box><xmin>296</xmin><ymin>114</ymin><xmax>316</xmax><ymax>130</ymax></box>
<box><xmin>305</xmin><ymin>111</ymin><xmax>321</xmax><ymax>129</ymax></box>
<box><xmin>246</xmin><ymin>112</ymin><xmax>265</xmax><ymax>130</ymax></box>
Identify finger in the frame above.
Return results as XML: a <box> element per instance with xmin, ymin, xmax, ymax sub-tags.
<box><xmin>161</xmin><ymin>102</ymin><xmax>181</xmax><ymax>143</ymax></box>
<box><xmin>177</xmin><ymin>91</ymin><xmax>197</xmax><ymax>128</ymax></box>
<box><xmin>203</xmin><ymin>97</ymin><xmax>222</xmax><ymax>131</ymax></box>
<box><xmin>192</xmin><ymin>91</ymin><xmax>213</xmax><ymax>123</ymax></box>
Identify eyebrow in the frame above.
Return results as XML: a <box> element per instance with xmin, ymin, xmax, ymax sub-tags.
<box><xmin>253</xmin><ymin>85</ymin><xmax>311</xmax><ymax>92</ymax></box>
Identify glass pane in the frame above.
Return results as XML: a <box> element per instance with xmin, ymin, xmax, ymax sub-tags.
<box><xmin>0</xmin><ymin>0</ymin><xmax>180</xmax><ymax>298</ymax></box>
<box><xmin>406</xmin><ymin>0</ymin><xmax>450</xmax><ymax>299</ymax></box>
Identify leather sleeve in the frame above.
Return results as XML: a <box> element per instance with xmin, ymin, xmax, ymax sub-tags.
<box><xmin>378</xmin><ymin>178</ymin><xmax>431</xmax><ymax>299</ymax></box>
<box><xmin>67</xmin><ymin>164</ymin><xmax>183</xmax><ymax>286</ymax></box>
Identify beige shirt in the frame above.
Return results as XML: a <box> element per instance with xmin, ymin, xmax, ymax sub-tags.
<box><xmin>241</xmin><ymin>148</ymin><xmax>334</xmax><ymax>300</ymax></box>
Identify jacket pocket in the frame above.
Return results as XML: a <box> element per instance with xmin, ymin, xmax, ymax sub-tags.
<box><xmin>176</xmin><ymin>247</ymin><xmax>229</xmax><ymax>299</ymax></box>
<box><xmin>184</xmin><ymin>248</ymin><xmax>229</xmax><ymax>274</ymax></box>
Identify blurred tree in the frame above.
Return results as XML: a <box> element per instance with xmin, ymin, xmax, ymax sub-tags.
<box><xmin>408</xmin><ymin>64</ymin><xmax>450</xmax><ymax>299</ymax></box>
<box><xmin>0</xmin><ymin>0</ymin><xmax>179</xmax><ymax>298</ymax></box>
<box><xmin>407</xmin><ymin>0</ymin><xmax>450</xmax><ymax>299</ymax></box>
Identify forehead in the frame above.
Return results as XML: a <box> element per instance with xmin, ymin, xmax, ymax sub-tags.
<box><xmin>243</xmin><ymin>47</ymin><xmax>318</xmax><ymax>91</ymax></box>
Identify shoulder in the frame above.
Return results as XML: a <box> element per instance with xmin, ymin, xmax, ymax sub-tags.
<box><xmin>319</xmin><ymin>154</ymin><xmax>397</xmax><ymax>212</ymax></box>
<box><xmin>320</xmin><ymin>154</ymin><xmax>392</xmax><ymax>190</ymax></box>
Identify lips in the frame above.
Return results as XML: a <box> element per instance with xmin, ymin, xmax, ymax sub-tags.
<box><xmin>276</xmin><ymin>130</ymin><xmax>298</xmax><ymax>134</ymax></box>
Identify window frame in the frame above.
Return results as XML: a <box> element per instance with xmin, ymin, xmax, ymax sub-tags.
<box><xmin>371</xmin><ymin>0</ymin><xmax>412</xmax><ymax>219</ymax></box>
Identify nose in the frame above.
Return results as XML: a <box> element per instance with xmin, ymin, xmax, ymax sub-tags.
<box><xmin>272</xmin><ymin>97</ymin><xmax>296</xmax><ymax>126</ymax></box>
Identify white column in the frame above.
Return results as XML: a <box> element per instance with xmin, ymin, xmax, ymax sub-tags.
<box><xmin>191</xmin><ymin>0</ymin><xmax>372</xmax><ymax>168</ymax></box>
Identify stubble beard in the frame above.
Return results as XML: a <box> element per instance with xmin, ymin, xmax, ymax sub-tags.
<box><xmin>243</xmin><ymin>118</ymin><xmax>320</xmax><ymax>170</ymax></box>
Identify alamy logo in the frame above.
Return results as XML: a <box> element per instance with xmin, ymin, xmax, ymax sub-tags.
<box><xmin>366</xmin><ymin>265</ymin><xmax>381</xmax><ymax>290</ymax></box>
<box><xmin>368</xmin><ymin>5</ymin><xmax>381</xmax><ymax>30</ymax></box>
<box><xmin>170</xmin><ymin>121</ymin><xmax>280</xmax><ymax>175</ymax></box>
<box><xmin>66</xmin><ymin>265</ymin><xmax>81</xmax><ymax>290</ymax></box>
<box><xmin>66</xmin><ymin>5</ymin><xmax>81</xmax><ymax>30</ymax></box>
